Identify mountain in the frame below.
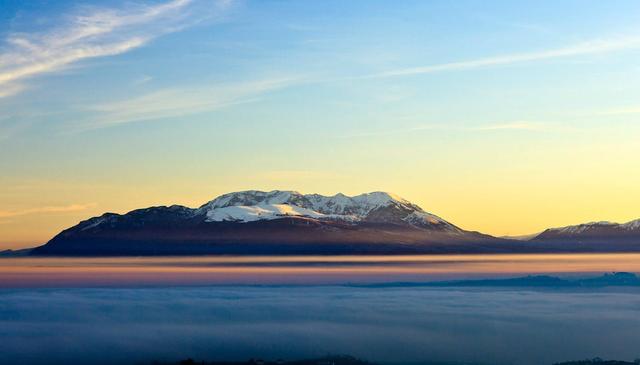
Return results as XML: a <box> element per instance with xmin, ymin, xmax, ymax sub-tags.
<box><xmin>31</xmin><ymin>190</ymin><xmax>512</xmax><ymax>256</ymax></box>
<box><xmin>28</xmin><ymin>190</ymin><xmax>640</xmax><ymax>256</ymax></box>
<box><xmin>532</xmin><ymin>219</ymin><xmax>640</xmax><ymax>247</ymax></box>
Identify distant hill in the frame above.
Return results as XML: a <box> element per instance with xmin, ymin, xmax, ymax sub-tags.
<box><xmin>352</xmin><ymin>272</ymin><xmax>640</xmax><ymax>288</ymax></box>
<box><xmin>532</xmin><ymin>220</ymin><xmax>640</xmax><ymax>246</ymax></box>
<box><xmin>0</xmin><ymin>248</ymin><xmax>32</xmax><ymax>257</ymax></box>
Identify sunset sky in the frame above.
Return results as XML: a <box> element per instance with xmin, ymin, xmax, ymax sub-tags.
<box><xmin>1</xmin><ymin>0</ymin><xmax>640</xmax><ymax>249</ymax></box>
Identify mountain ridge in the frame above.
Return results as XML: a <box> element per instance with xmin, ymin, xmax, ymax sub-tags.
<box><xmin>23</xmin><ymin>190</ymin><xmax>640</xmax><ymax>256</ymax></box>
<box><xmin>29</xmin><ymin>190</ymin><xmax>499</xmax><ymax>256</ymax></box>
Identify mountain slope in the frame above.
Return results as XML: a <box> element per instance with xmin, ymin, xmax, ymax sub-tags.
<box><xmin>30</xmin><ymin>190</ymin><xmax>503</xmax><ymax>256</ymax></box>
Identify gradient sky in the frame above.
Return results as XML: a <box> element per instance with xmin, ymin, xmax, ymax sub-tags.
<box><xmin>1</xmin><ymin>0</ymin><xmax>640</xmax><ymax>249</ymax></box>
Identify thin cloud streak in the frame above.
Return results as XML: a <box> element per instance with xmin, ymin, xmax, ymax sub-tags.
<box><xmin>340</xmin><ymin>121</ymin><xmax>566</xmax><ymax>139</ymax></box>
<box><xmin>257</xmin><ymin>170</ymin><xmax>345</xmax><ymax>181</ymax></box>
<box><xmin>470</xmin><ymin>121</ymin><xmax>548</xmax><ymax>131</ymax></box>
<box><xmin>0</xmin><ymin>0</ymin><xmax>231</xmax><ymax>98</ymax></box>
<box><xmin>0</xmin><ymin>83</ymin><xmax>25</xmax><ymax>98</ymax></box>
<box><xmin>366</xmin><ymin>36</ymin><xmax>640</xmax><ymax>78</ymax></box>
<box><xmin>72</xmin><ymin>77</ymin><xmax>301</xmax><ymax>131</ymax></box>
<box><xmin>0</xmin><ymin>203</ymin><xmax>97</xmax><ymax>218</ymax></box>
<box><xmin>596</xmin><ymin>106</ymin><xmax>640</xmax><ymax>116</ymax></box>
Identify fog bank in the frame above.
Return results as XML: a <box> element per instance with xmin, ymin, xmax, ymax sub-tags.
<box><xmin>1</xmin><ymin>286</ymin><xmax>640</xmax><ymax>365</ymax></box>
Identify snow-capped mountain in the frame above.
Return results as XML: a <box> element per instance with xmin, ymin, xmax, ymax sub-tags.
<box><xmin>28</xmin><ymin>189</ymin><xmax>640</xmax><ymax>256</ymax></box>
<box><xmin>623</xmin><ymin>219</ymin><xmax>640</xmax><ymax>230</ymax></box>
<box><xmin>533</xmin><ymin>219</ymin><xmax>640</xmax><ymax>242</ymax></box>
<box><xmin>30</xmin><ymin>190</ymin><xmax>492</xmax><ymax>256</ymax></box>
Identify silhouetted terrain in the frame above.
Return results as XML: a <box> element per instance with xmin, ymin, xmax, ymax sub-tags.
<box><xmin>0</xmin><ymin>248</ymin><xmax>31</xmax><ymax>256</ymax></box>
<box><xmin>354</xmin><ymin>272</ymin><xmax>640</xmax><ymax>288</ymax></box>
<box><xmin>156</xmin><ymin>355</ymin><xmax>374</xmax><ymax>365</ymax></box>
<box><xmin>553</xmin><ymin>359</ymin><xmax>640</xmax><ymax>365</ymax></box>
<box><xmin>157</xmin><ymin>356</ymin><xmax>640</xmax><ymax>365</ymax></box>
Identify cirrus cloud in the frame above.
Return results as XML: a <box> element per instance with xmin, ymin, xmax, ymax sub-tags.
<box><xmin>0</xmin><ymin>203</ymin><xmax>97</xmax><ymax>219</ymax></box>
<box><xmin>365</xmin><ymin>36</ymin><xmax>640</xmax><ymax>79</ymax></box>
<box><xmin>70</xmin><ymin>77</ymin><xmax>301</xmax><ymax>131</ymax></box>
<box><xmin>0</xmin><ymin>0</ymin><xmax>233</xmax><ymax>98</ymax></box>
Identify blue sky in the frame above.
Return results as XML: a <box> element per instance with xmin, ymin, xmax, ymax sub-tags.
<box><xmin>1</xmin><ymin>0</ymin><xmax>640</xmax><ymax>247</ymax></box>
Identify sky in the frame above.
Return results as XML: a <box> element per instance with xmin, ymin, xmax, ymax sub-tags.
<box><xmin>1</xmin><ymin>0</ymin><xmax>640</xmax><ymax>249</ymax></box>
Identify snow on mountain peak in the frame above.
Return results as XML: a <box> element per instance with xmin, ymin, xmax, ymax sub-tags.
<box><xmin>199</xmin><ymin>190</ymin><xmax>413</xmax><ymax>214</ymax></box>
<box><xmin>551</xmin><ymin>221</ymin><xmax>615</xmax><ymax>235</ymax></box>
<box><xmin>353</xmin><ymin>191</ymin><xmax>404</xmax><ymax>204</ymax></box>
<box><xmin>196</xmin><ymin>190</ymin><xmax>459</xmax><ymax>231</ymax></box>
<box><xmin>623</xmin><ymin>219</ymin><xmax>640</xmax><ymax>230</ymax></box>
<box><xmin>204</xmin><ymin>204</ymin><xmax>325</xmax><ymax>223</ymax></box>
<box><xmin>540</xmin><ymin>219</ymin><xmax>640</xmax><ymax>237</ymax></box>
<box><xmin>201</xmin><ymin>190</ymin><xmax>305</xmax><ymax>210</ymax></box>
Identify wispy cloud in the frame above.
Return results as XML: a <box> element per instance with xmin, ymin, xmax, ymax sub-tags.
<box><xmin>340</xmin><ymin>121</ymin><xmax>567</xmax><ymax>139</ymax></box>
<box><xmin>0</xmin><ymin>0</ymin><xmax>232</xmax><ymax>98</ymax></box>
<box><xmin>71</xmin><ymin>77</ymin><xmax>300</xmax><ymax>130</ymax></box>
<box><xmin>0</xmin><ymin>116</ymin><xmax>32</xmax><ymax>141</ymax></box>
<box><xmin>132</xmin><ymin>75</ymin><xmax>154</xmax><ymax>86</ymax></box>
<box><xmin>0</xmin><ymin>203</ymin><xmax>96</xmax><ymax>218</ymax></box>
<box><xmin>595</xmin><ymin>106</ymin><xmax>640</xmax><ymax>116</ymax></box>
<box><xmin>469</xmin><ymin>121</ymin><xmax>548</xmax><ymax>131</ymax></box>
<box><xmin>0</xmin><ymin>83</ymin><xmax>25</xmax><ymax>99</ymax></box>
<box><xmin>257</xmin><ymin>170</ymin><xmax>345</xmax><ymax>181</ymax></box>
<box><xmin>366</xmin><ymin>36</ymin><xmax>640</xmax><ymax>78</ymax></box>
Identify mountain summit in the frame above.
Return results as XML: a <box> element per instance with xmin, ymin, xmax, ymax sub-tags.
<box><xmin>196</xmin><ymin>190</ymin><xmax>462</xmax><ymax>232</ymax></box>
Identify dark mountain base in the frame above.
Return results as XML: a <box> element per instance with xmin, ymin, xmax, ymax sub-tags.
<box><xmin>30</xmin><ymin>218</ymin><xmax>640</xmax><ymax>257</ymax></box>
<box><xmin>30</xmin><ymin>217</ymin><xmax>514</xmax><ymax>256</ymax></box>
<box><xmin>30</xmin><ymin>240</ymin><xmax>640</xmax><ymax>256</ymax></box>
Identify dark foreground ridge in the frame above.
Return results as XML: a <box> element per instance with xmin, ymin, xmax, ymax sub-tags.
<box><xmin>352</xmin><ymin>272</ymin><xmax>640</xmax><ymax>288</ymax></box>
<box><xmin>155</xmin><ymin>355</ymin><xmax>374</xmax><ymax>365</ymax></box>
<box><xmin>0</xmin><ymin>248</ymin><xmax>31</xmax><ymax>257</ymax></box>
<box><xmin>554</xmin><ymin>358</ymin><xmax>640</xmax><ymax>365</ymax></box>
<box><xmin>157</xmin><ymin>355</ymin><xmax>488</xmax><ymax>365</ymax></box>
<box><xmin>156</xmin><ymin>356</ymin><xmax>640</xmax><ymax>365</ymax></box>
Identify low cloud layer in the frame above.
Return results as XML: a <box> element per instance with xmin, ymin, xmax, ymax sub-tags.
<box><xmin>1</xmin><ymin>286</ymin><xmax>640</xmax><ymax>365</ymax></box>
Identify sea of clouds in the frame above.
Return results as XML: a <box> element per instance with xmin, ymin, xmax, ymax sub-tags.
<box><xmin>1</xmin><ymin>286</ymin><xmax>640</xmax><ymax>365</ymax></box>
